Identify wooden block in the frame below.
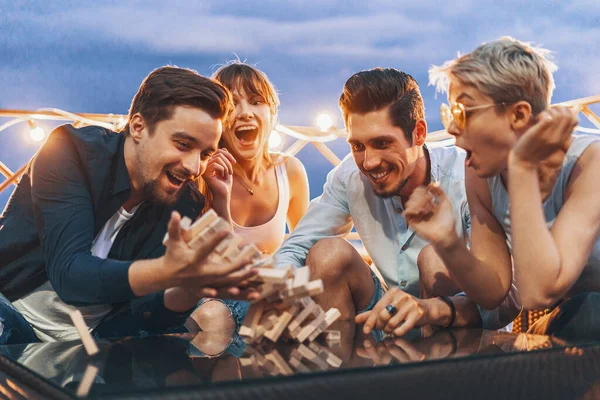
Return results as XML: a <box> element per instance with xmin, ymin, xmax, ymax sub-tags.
<box><xmin>264</xmin><ymin>304</ymin><xmax>299</xmax><ymax>342</ymax></box>
<box><xmin>190</xmin><ymin>209</ymin><xmax>219</xmax><ymax>237</ymax></box>
<box><xmin>250</xmin><ymin>255</ymin><xmax>275</xmax><ymax>269</ymax></box>
<box><xmin>213</xmin><ymin>232</ymin><xmax>235</xmax><ymax>254</ymax></box>
<box><xmin>307</xmin><ymin>308</ymin><xmax>341</xmax><ymax>342</ymax></box>
<box><xmin>239</xmin><ymin>301</ymin><xmax>265</xmax><ymax>338</ymax></box>
<box><xmin>296</xmin><ymin>344</ymin><xmax>328</xmax><ymax>370</ymax></box>
<box><xmin>288</xmin><ymin>356</ymin><xmax>312</xmax><ymax>373</ymax></box>
<box><xmin>253</xmin><ymin>310</ymin><xmax>279</xmax><ymax>342</ymax></box>
<box><xmin>162</xmin><ymin>216</ymin><xmax>193</xmax><ymax>244</ymax></box>
<box><xmin>296</xmin><ymin>311</ymin><xmax>327</xmax><ymax>343</ymax></box>
<box><xmin>238</xmin><ymin>243</ymin><xmax>262</xmax><ymax>261</ymax></box>
<box><xmin>75</xmin><ymin>363</ymin><xmax>99</xmax><ymax>397</ymax></box>
<box><xmin>288</xmin><ymin>299</ymin><xmax>320</xmax><ymax>332</ymax></box>
<box><xmin>274</xmin><ymin>280</ymin><xmax>324</xmax><ymax>305</ymax></box>
<box><xmin>265</xmin><ymin>349</ymin><xmax>294</xmax><ymax>376</ymax></box>
<box><xmin>323</xmin><ymin>330</ymin><xmax>341</xmax><ymax>342</ymax></box>
<box><xmin>308</xmin><ymin>341</ymin><xmax>343</xmax><ymax>368</ymax></box>
<box><xmin>188</xmin><ymin>216</ymin><xmax>230</xmax><ymax>248</ymax></box>
<box><xmin>292</xmin><ymin>266</ymin><xmax>311</xmax><ymax>288</ymax></box>
<box><xmin>220</xmin><ymin>235</ymin><xmax>245</xmax><ymax>259</ymax></box>
<box><xmin>255</xmin><ymin>268</ymin><xmax>291</xmax><ymax>284</ymax></box>
<box><xmin>69</xmin><ymin>309</ymin><xmax>99</xmax><ymax>356</ymax></box>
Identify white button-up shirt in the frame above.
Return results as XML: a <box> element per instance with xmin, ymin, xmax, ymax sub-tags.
<box><xmin>275</xmin><ymin>145</ymin><xmax>517</xmax><ymax>330</ymax></box>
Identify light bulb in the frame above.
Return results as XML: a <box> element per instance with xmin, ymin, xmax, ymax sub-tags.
<box><xmin>28</xmin><ymin>121</ymin><xmax>46</xmax><ymax>142</ymax></box>
<box><xmin>316</xmin><ymin>114</ymin><xmax>333</xmax><ymax>132</ymax></box>
<box><xmin>268</xmin><ymin>130</ymin><xmax>283</xmax><ymax>151</ymax></box>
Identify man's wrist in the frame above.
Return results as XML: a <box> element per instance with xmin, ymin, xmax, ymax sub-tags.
<box><xmin>424</xmin><ymin>297</ymin><xmax>453</xmax><ymax>327</ymax></box>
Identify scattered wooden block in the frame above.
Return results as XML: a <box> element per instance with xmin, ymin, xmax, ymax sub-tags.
<box><xmin>265</xmin><ymin>349</ymin><xmax>294</xmax><ymax>376</ymax></box>
<box><xmin>308</xmin><ymin>308</ymin><xmax>341</xmax><ymax>342</ymax></box>
<box><xmin>308</xmin><ymin>341</ymin><xmax>343</xmax><ymax>368</ymax></box>
<box><xmin>239</xmin><ymin>301</ymin><xmax>265</xmax><ymax>339</ymax></box>
<box><xmin>253</xmin><ymin>310</ymin><xmax>279</xmax><ymax>342</ymax></box>
<box><xmin>264</xmin><ymin>304</ymin><xmax>299</xmax><ymax>342</ymax></box>
<box><xmin>288</xmin><ymin>356</ymin><xmax>312</xmax><ymax>373</ymax></box>
<box><xmin>323</xmin><ymin>330</ymin><xmax>341</xmax><ymax>343</ymax></box>
<box><xmin>296</xmin><ymin>344</ymin><xmax>329</xmax><ymax>370</ymax></box>
<box><xmin>69</xmin><ymin>309</ymin><xmax>99</xmax><ymax>357</ymax></box>
<box><xmin>75</xmin><ymin>363</ymin><xmax>99</xmax><ymax>397</ymax></box>
<box><xmin>296</xmin><ymin>310</ymin><xmax>328</xmax><ymax>343</ymax></box>
<box><xmin>288</xmin><ymin>299</ymin><xmax>321</xmax><ymax>332</ymax></box>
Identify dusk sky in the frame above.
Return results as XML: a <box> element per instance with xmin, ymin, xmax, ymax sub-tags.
<box><xmin>1</xmin><ymin>0</ymin><xmax>599</xmax><ymax>208</ymax></box>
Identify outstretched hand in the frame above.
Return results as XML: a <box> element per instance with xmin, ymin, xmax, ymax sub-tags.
<box><xmin>163</xmin><ymin>211</ymin><xmax>260</xmax><ymax>301</ymax></box>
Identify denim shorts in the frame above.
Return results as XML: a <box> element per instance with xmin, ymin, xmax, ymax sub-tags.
<box><xmin>356</xmin><ymin>269</ymin><xmax>387</xmax><ymax>342</ymax></box>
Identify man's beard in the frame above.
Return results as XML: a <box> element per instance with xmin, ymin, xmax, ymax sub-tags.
<box><xmin>141</xmin><ymin>179</ymin><xmax>183</xmax><ymax>206</ymax></box>
<box><xmin>373</xmin><ymin>176</ymin><xmax>410</xmax><ymax>198</ymax></box>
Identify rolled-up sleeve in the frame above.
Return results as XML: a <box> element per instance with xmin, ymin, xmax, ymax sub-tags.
<box><xmin>275</xmin><ymin>163</ymin><xmax>354</xmax><ymax>269</ymax></box>
<box><xmin>30</xmin><ymin>130</ymin><xmax>134</xmax><ymax>305</ymax></box>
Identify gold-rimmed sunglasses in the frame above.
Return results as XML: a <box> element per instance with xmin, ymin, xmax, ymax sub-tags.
<box><xmin>440</xmin><ymin>102</ymin><xmax>506</xmax><ymax>130</ymax></box>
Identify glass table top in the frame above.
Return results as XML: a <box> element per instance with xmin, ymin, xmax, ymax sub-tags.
<box><xmin>1</xmin><ymin>321</ymin><xmax>597</xmax><ymax>399</ymax></box>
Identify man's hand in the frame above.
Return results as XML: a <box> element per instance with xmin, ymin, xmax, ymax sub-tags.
<box><xmin>202</xmin><ymin>149</ymin><xmax>235</xmax><ymax>201</ymax></box>
<box><xmin>403</xmin><ymin>183</ymin><xmax>459</xmax><ymax>249</ymax></box>
<box><xmin>163</xmin><ymin>211</ymin><xmax>259</xmax><ymax>300</ymax></box>
<box><xmin>355</xmin><ymin>287</ymin><xmax>431</xmax><ymax>337</ymax></box>
<box><xmin>510</xmin><ymin>106</ymin><xmax>579</xmax><ymax>169</ymax></box>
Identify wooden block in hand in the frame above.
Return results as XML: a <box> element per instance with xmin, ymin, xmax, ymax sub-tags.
<box><xmin>219</xmin><ymin>235</ymin><xmax>245</xmax><ymax>259</ymax></box>
<box><xmin>292</xmin><ymin>266</ymin><xmax>311</xmax><ymax>288</ymax></box>
<box><xmin>190</xmin><ymin>209</ymin><xmax>219</xmax><ymax>237</ymax></box>
<box><xmin>237</xmin><ymin>243</ymin><xmax>262</xmax><ymax>262</ymax></box>
<box><xmin>249</xmin><ymin>255</ymin><xmax>275</xmax><ymax>269</ymax></box>
<box><xmin>255</xmin><ymin>267</ymin><xmax>292</xmax><ymax>284</ymax></box>
<box><xmin>189</xmin><ymin>217</ymin><xmax>230</xmax><ymax>248</ymax></box>
<box><xmin>162</xmin><ymin>215</ymin><xmax>193</xmax><ymax>244</ymax></box>
<box><xmin>69</xmin><ymin>309</ymin><xmax>99</xmax><ymax>356</ymax></box>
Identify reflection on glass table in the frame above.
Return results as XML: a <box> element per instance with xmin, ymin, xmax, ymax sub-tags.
<box><xmin>0</xmin><ymin>322</ymin><xmax>595</xmax><ymax>399</ymax></box>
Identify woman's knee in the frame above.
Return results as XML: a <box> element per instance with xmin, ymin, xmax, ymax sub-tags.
<box><xmin>189</xmin><ymin>300</ymin><xmax>235</xmax><ymax>332</ymax></box>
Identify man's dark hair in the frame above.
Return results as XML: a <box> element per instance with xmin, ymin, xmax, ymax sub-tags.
<box><xmin>125</xmin><ymin>66</ymin><xmax>232</xmax><ymax>134</ymax></box>
<box><xmin>339</xmin><ymin>68</ymin><xmax>425</xmax><ymax>144</ymax></box>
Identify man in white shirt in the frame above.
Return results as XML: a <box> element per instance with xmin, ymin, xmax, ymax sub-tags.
<box><xmin>275</xmin><ymin>68</ymin><xmax>518</xmax><ymax>336</ymax></box>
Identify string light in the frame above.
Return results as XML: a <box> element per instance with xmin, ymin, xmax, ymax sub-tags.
<box><xmin>316</xmin><ymin>113</ymin><xmax>333</xmax><ymax>132</ymax></box>
<box><xmin>268</xmin><ymin>130</ymin><xmax>283</xmax><ymax>152</ymax></box>
<box><xmin>28</xmin><ymin>120</ymin><xmax>46</xmax><ymax>142</ymax></box>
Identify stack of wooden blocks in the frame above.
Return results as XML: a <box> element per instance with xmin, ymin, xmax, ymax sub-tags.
<box><xmin>165</xmin><ymin>209</ymin><xmax>342</xmax><ymax>345</ymax></box>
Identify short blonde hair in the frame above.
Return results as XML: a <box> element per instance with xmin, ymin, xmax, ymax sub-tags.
<box><xmin>429</xmin><ymin>37</ymin><xmax>557</xmax><ymax>115</ymax></box>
